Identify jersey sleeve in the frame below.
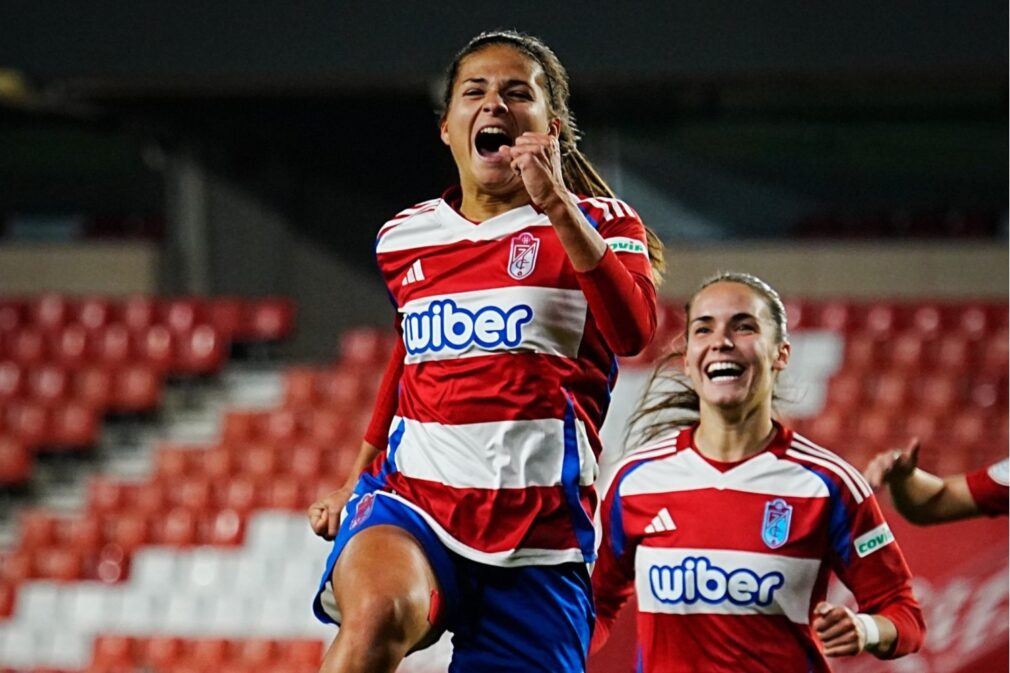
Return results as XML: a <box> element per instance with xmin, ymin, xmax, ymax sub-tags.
<box><xmin>573</xmin><ymin>198</ymin><xmax>658</xmax><ymax>357</ymax></box>
<box><xmin>965</xmin><ymin>458</ymin><xmax>1010</xmax><ymax>516</ymax></box>
<box><xmin>590</xmin><ymin>468</ymin><xmax>638</xmax><ymax>652</ymax></box>
<box><xmin>828</xmin><ymin>488</ymin><xmax>925</xmax><ymax>658</ymax></box>
<box><xmin>362</xmin><ymin>334</ymin><xmax>405</xmax><ymax>450</ymax></box>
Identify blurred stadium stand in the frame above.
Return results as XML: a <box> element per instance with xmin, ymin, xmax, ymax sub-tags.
<box><xmin>0</xmin><ymin>2</ymin><xmax>1006</xmax><ymax>672</ymax></box>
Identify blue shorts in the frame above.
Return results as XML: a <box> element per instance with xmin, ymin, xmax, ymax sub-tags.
<box><xmin>313</xmin><ymin>486</ymin><xmax>594</xmax><ymax>673</ymax></box>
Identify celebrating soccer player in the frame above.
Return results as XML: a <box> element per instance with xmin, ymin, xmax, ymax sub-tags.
<box><xmin>592</xmin><ymin>272</ymin><xmax>924</xmax><ymax>672</ymax></box>
<box><xmin>306</xmin><ymin>30</ymin><xmax>663</xmax><ymax>673</ymax></box>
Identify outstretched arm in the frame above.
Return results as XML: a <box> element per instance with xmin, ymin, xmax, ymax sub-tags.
<box><xmin>864</xmin><ymin>439</ymin><xmax>980</xmax><ymax>525</ymax></box>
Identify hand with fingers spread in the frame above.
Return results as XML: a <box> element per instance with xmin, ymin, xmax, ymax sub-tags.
<box><xmin>500</xmin><ymin>130</ymin><xmax>568</xmax><ymax>211</ymax></box>
<box><xmin>813</xmin><ymin>602</ymin><xmax>866</xmax><ymax>657</ymax></box>
<box><xmin>308</xmin><ymin>484</ymin><xmax>354</xmax><ymax>540</ymax></box>
<box><xmin>864</xmin><ymin>438</ymin><xmax>920</xmax><ymax>491</ymax></box>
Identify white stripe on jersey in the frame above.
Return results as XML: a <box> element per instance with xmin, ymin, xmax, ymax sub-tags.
<box><xmin>790</xmin><ymin>435</ymin><xmax>872</xmax><ymax>499</ymax></box>
<box><xmin>379</xmin><ymin>492</ymin><xmax>586</xmax><ymax>567</ymax></box>
<box><xmin>785</xmin><ymin>446</ymin><xmax>867</xmax><ymax>503</ymax></box>
<box><xmin>392</xmin><ymin>416</ymin><xmax>597</xmax><ymax>488</ymax></box>
<box><xmin>377</xmin><ymin>201</ymin><xmax>550</xmax><ymax>252</ymax></box>
<box><xmin>399</xmin><ymin>286</ymin><xmax>588</xmax><ymax>364</ymax></box>
<box><xmin>635</xmin><ymin>546</ymin><xmax>820</xmax><ymax>624</ymax></box>
<box><xmin>620</xmin><ymin>450</ymin><xmax>830</xmax><ymax>500</ymax></box>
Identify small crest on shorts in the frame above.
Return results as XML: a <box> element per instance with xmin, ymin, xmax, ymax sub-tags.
<box><xmin>349</xmin><ymin>493</ymin><xmax>376</xmax><ymax>530</ymax></box>
<box><xmin>507</xmin><ymin>232</ymin><xmax>540</xmax><ymax>280</ymax></box>
<box><xmin>761</xmin><ymin>498</ymin><xmax>792</xmax><ymax>549</ymax></box>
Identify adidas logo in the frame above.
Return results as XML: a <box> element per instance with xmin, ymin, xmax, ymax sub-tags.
<box><xmin>644</xmin><ymin>508</ymin><xmax>677</xmax><ymax>534</ymax></box>
<box><xmin>402</xmin><ymin>259</ymin><xmax>426</xmax><ymax>286</ymax></box>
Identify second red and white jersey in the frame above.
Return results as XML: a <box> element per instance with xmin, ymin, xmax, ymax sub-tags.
<box><xmin>593</xmin><ymin>423</ymin><xmax>923</xmax><ymax>673</ymax></box>
<box><xmin>966</xmin><ymin>457</ymin><xmax>1010</xmax><ymax>516</ymax></box>
<box><xmin>372</xmin><ymin>188</ymin><xmax>655</xmax><ymax>567</ymax></box>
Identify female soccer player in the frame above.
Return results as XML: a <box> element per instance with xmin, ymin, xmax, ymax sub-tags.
<box><xmin>592</xmin><ymin>273</ymin><xmax>924</xmax><ymax>673</ymax></box>
<box><xmin>864</xmin><ymin>439</ymin><xmax>1009</xmax><ymax>523</ymax></box>
<box><xmin>306</xmin><ymin>30</ymin><xmax>663</xmax><ymax>673</ymax></box>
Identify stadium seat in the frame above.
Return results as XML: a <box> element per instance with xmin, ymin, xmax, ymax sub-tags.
<box><xmin>51</xmin><ymin>324</ymin><xmax>90</xmax><ymax>370</ymax></box>
<box><xmin>5</xmin><ymin>402</ymin><xmax>48</xmax><ymax>450</ymax></box>
<box><xmin>0</xmin><ymin>437</ymin><xmax>31</xmax><ymax>486</ymax></box>
<box><xmin>111</xmin><ymin>364</ymin><xmax>162</xmax><ymax>414</ymax></box>
<box><xmin>842</xmin><ymin>331</ymin><xmax>884</xmax><ymax>372</ymax></box>
<box><xmin>7</xmin><ymin>328</ymin><xmax>47</xmax><ymax>367</ymax></box>
<box><xmin>162</xmin><ymin>298</ymin><xmax>202</xmax><ymax>334</ymax></box>
<box><xmin>863</xmin><ymin>302</ymin><xmax>904</xmax><ymax>337</ymax></box>
<box><xmin>0</xmin><ymin>299</ymin><xmax>26</xmax><ymax>334</ymax></box>
<box><xmin>30</xmin><ymin>294</ymin><xmax>72</xmax><ymax>332</ymax></box>
<box><xmin>935</xmin><ymin>333</ymin><xmax>972</xmax><ymax>369</ymax></box>
<box><xmin>283</xmin><ymin>367</ymin><xmax>318</xmax><ymax>408</ymax></box>
<box><xmin>121</xmin><ymin>296</ymin><xmax>157</xmax><ymax>332</ymax></box>
<box><xmin>888</xmin><ymin>331</ymin><xmax>928</xmax><ymax>370</ymax></box>
<box><xmin>136</xmin><ymin>325</ymin><xmax>174</xmax><ymax>373</ymax></box>
<box><xmin>206</xmin><ymin>297</ymin><xmax>245</xmax><ymax>343</ymax></box>
<box><xmin>92</xmin><ymin>324</ymin><xmax>133</xmax><ymax>367</ymax></box>
<box><xmin>33</xmin><ymin>546</ymin><xmax>84</xmax><ymax>581</ymax></box>
<box><xmin>48</xmin><ymin>402</ymin><xmax>100</xmax><ymax>450</ymax></box>
<box><xmin>0</xmin><ymin>360</ymin><xmax>26</xmax><ymax>403</ymax></box>
<box><xmin>811</xmin><ymin>301</ymin><xmax>860</xmax><ymax>333</ymax></box>
<box><xmin>247</xmin><ymin>297</ymin><xmax>295</xmax><ymax>344</ymax></box>
<box><xmin>28</xmin><ymin>365</ymin><xmax>71</xmax><ymax>407</ymax></box>
<box><xmin>980</xmin><ymin>328</ymin><xmax>1009</xmax><ymax>370</ymax></box>
<box><xmin>173</xmin><ymin>325</ymin><xmax>226</xmax><ymax>376</ymax></box>
<box><xmin>77</xmin><ymin>296</ymin><xmax>115</xmax><ymax>333</ymax></box>
<box><xmin>200</xmin><ymin>508</ymin><xmax>244</xmax><ymax>546</ymax></box>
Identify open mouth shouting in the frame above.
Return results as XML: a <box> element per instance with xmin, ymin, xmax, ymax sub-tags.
<box><xmin>473</xmin><ymin>125</ymin><xmax>515</xmax><ymax>161</ymax></box>
<box><xmin>705</xmin><ymin>361</ymin><xmax>746</xmax><ymax>383</ymax></box>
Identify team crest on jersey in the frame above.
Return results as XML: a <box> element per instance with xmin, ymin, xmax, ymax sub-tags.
<box><xmin>349</xmin><ymin>493</ymin><xmax>376</xmax><ymax>530</ymax></box>
<box><xmin>761</xmin><ymin>498</ymin><xmax>792</xmax><ymax>549</ymax></box>
<box><xmin>507</xmin><ymin>232</ymin><xmax>540</xmax><ymax>280</ymax></box>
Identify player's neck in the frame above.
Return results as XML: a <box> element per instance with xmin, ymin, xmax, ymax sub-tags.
<box><xmin>694</xmin><ymin>405</ymin><xmax>775</xmax><ymax>463</ymax></box>
<box><xmin>459</xmin><ymin>186</ymin><xmax>532</xmax><ymax>222</ymax></box>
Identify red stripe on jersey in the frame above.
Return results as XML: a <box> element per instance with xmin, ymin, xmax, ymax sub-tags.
<box><xmin>398</xmin><ymin>353</ymin><xmax>609</xmax><ymax>425</ymax></box>
<box><xmin>385</xmin><ymin>472</ymin><xmax>595</xmax><ymax>554</ymax></box>
<box><xmin>620</xmin><ymin>490</ymin><xmax>832</xmax><ymax>559</ymax></box>
<box><xmin>638</xmin><ymin>613</ymin><xmax>829</xmax><ymax>673</ymax></box>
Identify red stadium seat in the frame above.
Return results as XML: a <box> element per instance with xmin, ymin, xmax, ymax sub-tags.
<box><xmin>5</xmin><ymin>401</ymin><xmax>48</xmax><ymax>449</ymax></box>
<box><xmin>0</xmin><ymin>581</ymin><xmax>14</xmax><ymax>618</ymax></box>
<box><xmin>812</xmin><ymin>301</ymin><xmax>860</xmax><ymax>333</ymax></box>
<box><xmin>338</xmin><ymin>327</ymin><xmax>389</xmax><ymax>368</ymax></box>
<box><xmin>18</xmin><ymin>510</ymin><xmax>58</xmax><ymax>551</ymax></box>
<box><xmin>782</xmin><ymin>298</ymin><xmax>806</xmax><ymax>332</ymax></box>
<box><xmin>247</xmin><ymin>297</ymin><xmax>295</xmax><ymax>343</ymax></box>
<box><xmin>306</xmin><ymin>408</ymin><xmax>351</xmax><ymax>447</ymax></box>
<box><xmin>0</xmin><ymin>299</ymin><xmax>26</xmax><ymax>334</ymax></box>
<box><xmin>954</xmin><ymin>303</ymin><xmax>991</xmax><ymax>340</ymax></box>
<box><xmin>258</xmin><ymin>409</ymin><xmax>302</xmax><ymax>449</ymax></box>
<box><xmin>7</xmin><ymin>327</ymin><xmax>47</xmax><ymax>366</ymax></box>
<box><xmin>235</xmin><ymin>639</ymin><xmax>278</xmax><ymax>668</ymax></box>
<box><xmin>137</xmin><ymin>636</ymin><xmax>185</xmax><ymax>671</ymax></box>
<box><xmin>169</xmin><ymin>476</ymin><xmax>213</xmax><ymax>512</ymax></box>
<box><xmin>154</xmin><ymin>506</ymin><xmax>198</xmax><ymax>547</ymax></box>
<box><xmin>30</xmin><ymin>293</ymin><xmax>73</xmax><ymax>331</ymax></box>
<box><xmin>122</xmin><ymin>295</ymin><xmax>157</xmax><ymax>332</ymax></box>
<box><xmin>866</xmin><ymin>371</ymin><xmax>910</xmax><ymax>410</ymax></box>
<box><xmin>0</xmin><ymin>550</ymin><xmax>33</xmax><ymax>584</ymax></box>
<box><xmin>218</xmin><ymin>476</ymin><xmax>259</xmax><ymax>514</ymax></box>
<box><xmin>202</xmin><ymin>446</ymin><xmax>235</xmax><ymax>480</ymax></box>
<box><xmin>980</xmin><ymin>328</ymin><xmax>1009</xmax><ymax>371</ymax></box>
<box><xmin>823</xmin><ymin>373</ymin><xmax>865</xmax><ymax>414</ymax></box>
<box><xmin>842</xmin><ymin>331</ymin><xmax>884</xmax><ymax>372</ymax></box>
<box><xmin>33</xmin><ymin>544</ymin><xmax>84</xmax><ymax>581</ymax></box>
<box><xmin>863</xmin><ymin>302</ymin><xmax>903</xmax><ymax>337</ymax></box>
<box><xmin>283</xmin><ymin>367</ymin><xmax>318</xmax><ymax>408</ymax></box>
<box><xmin>187</xmin><ymin>639</ymin><xmax>230</xmax><ymax>670</ymax></box>
<box><xmin>136</xmin><ymin>325</ymin><xmax>174</xmax><ymax>372</ymax></box>
<box><xmin>51</xmin><ymin>323</ymin><xmax>91</xmax><ymax>370</ymax></box>
<box><xmin>854</xmin><ymin>410</ymin><xmax>898</xmax><ymax>447</ymax></box>
<box><xmin>206</xmin><ymin>297</ymin><xmax>245</xmax><ymax>343</ymax></box>
<box><xmin>173</xmin><ymin>325</ymin><xmax>226</xmax><ymax>375</ymax></box>
<box><xmin>281</xmin><ymin>639</ymin><xmax>325</xmax><ymax>668</ymax></box>
<box><xmin>200</xmin><ymin>508</ymin><xmax>244</xmax><ymax>546</ymax></box>
<box><xmin>112</xmin><ymin>364</ymin><xmax>162</xmax><ymax>413</ymax></box>
<box><xmin>0</xmin><ymin>436</ymin><xmax>31</xmax><ymax>486</ymax></box>
<box><xmin>909</xmin><ymin>302</ymin><xmax>946</xmax><ymax>336</ymax></box>
<box><xmin>969</xmin><ymin>374</ymin><xmax>1008</xmax><ymax>410</ymax></box>
<box><xmin>264</xmin><ymin>475</ymin><xmax>301</xmax><ymax>510</ymax></box>
<box><xmin>28</xmin><ymin>364</ymin><xmax>71</xmax><ymax>406</ymax></box>
<box><xmin>240</xmin><ymin>443</ymin><xmax>280</xmax><ymax>478</ymax></box>
<box><xmin>88</xmin><ymin>478</ymin><xmax>128</xmax><ymax>515</ymax></box>
<box><xmin>934</xmin><ymin>333</ymin><xmax>972</xmax><ymax>369</ymax></box>
<box><xmin>93</xmin><ymin>324</ymin><xmax>133</xmax><ymax>367</ymax></box>
<box><xmin>91</xmin><ymin>635</ymin><xmax>135</xmax><ymax>670</ymax></box>
<box><xmin>288</xmin><ymin>444</ymin><xmax>323</xmax><ymax>480</ymax></box>
<box><xmin>221</xmin><ymin>411</ymin><xmax>260</xmax><ymax>445</ymax></box>
<box><xmin>77</xmin><ymin>296</ymin><xmax>115</xmax><ymax>332</ymax></box>
<box><xmin>916</xmin><ymin>374</ymin><xmax>963</xmax><ymax>412</ymax></box>
<box><xmin>49</xmin><ymin>402</ymin><xmax>100</xmax><ymax>449</ymax></box>
<box><xmin>888</xmin><ymin>331</ymin><xmax>928</xmax><ymax>370</ymax></box>
<box><xmin>0</xmin><ymin>360</ymin><xmax>26</xmax><ymax>403</ymax></box>
<box><xmin>75</xmin><ymin>366</ymin><xmax>115</xmax><ymax>412</ymax></box>
<box><xmin>951</xmin><ymin>410</ymin><xmax>989</xmax><ymax>448</ymax></box>
<box><xmin>162</xmin><ymin>297</ymin><xmax>202</xmax><ymax>334</ymax></box>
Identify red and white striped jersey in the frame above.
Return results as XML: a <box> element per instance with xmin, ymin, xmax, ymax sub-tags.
<box><xmin>593</xmin><ymin>423</ymin><xmax>924</xmax><ymax>673</ymax></box>
<box><xmin>966</xmin><ymin>458</ymin><xmax>1009</xmax><ymax>515</ymax></box>
<box><xmin>371</xmin><ymin>188</ymin><xmax>656</xmax><ymax>567</ymax></box>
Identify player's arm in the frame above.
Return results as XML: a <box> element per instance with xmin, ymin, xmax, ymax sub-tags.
<box><xmin>864</xmin><ymin>439</ymin><xmax>980</xmax><ymax>524</ymax></box>
<box><xmin>307</xmin><ymin>337</ymin><xmax>404</xmax><ymax>539</ymax></box>
<box><xmin>819</xmin><ymin>487</ymin><xmax>925</xmax><ymax>659</ymax></box>
<box><xmin>590</xmin><ymin>484</ymin><xmax>638</xmax><ymax>652</ymax></box>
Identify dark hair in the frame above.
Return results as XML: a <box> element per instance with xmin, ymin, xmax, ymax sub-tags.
<box><xmin>441</xmin><ymin>29</ymin><xmax>665</xmax><ymax>285</ymax></box>
<box><xmin>628</xmin><ymin>272</ymin><xmax>790</xmax><ymax>445</ymax></box>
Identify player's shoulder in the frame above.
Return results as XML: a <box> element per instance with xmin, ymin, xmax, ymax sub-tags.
<box><xmin>781</xmin><ymin>430</ymin><xmax>874</xmax><ymax>504</ymax></box>
<box><xmin>575</xmin><ymin>195</ymin><xmax>640</xmax><ymax>225</ymax></box>
<box><xmin>610</xmin><ymin>429</ymin><xmax>684</xmax><ymax>494</ymax></box>
<box><xmin>377</xmin><ymin>198</ymin><xmax>442</xmax><ymax>240</ymax></box>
